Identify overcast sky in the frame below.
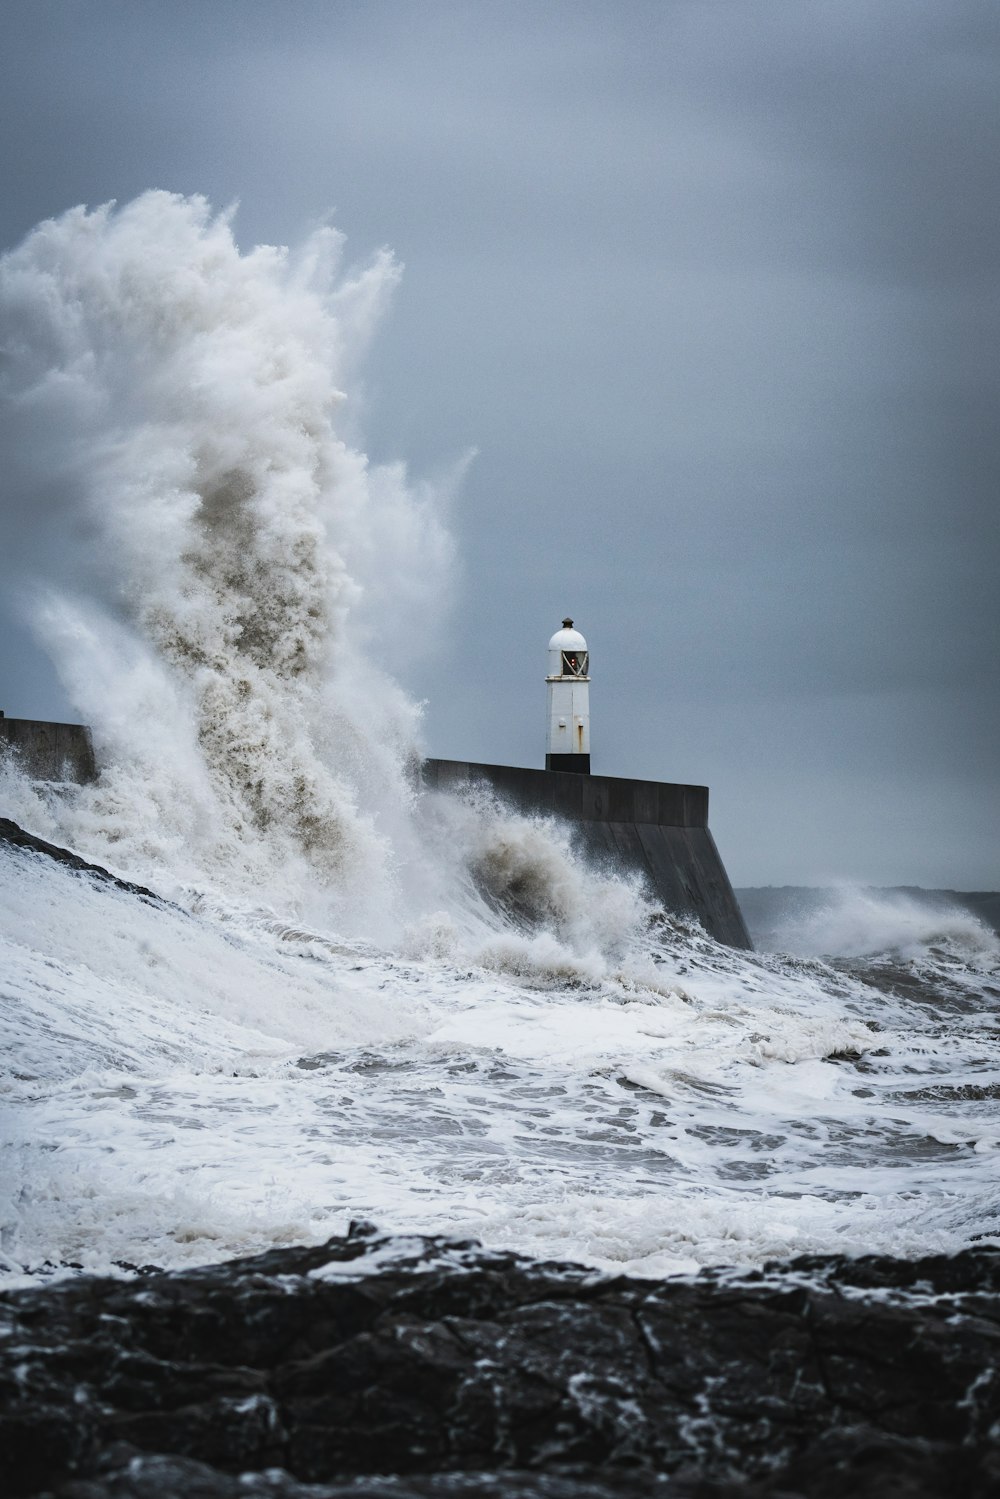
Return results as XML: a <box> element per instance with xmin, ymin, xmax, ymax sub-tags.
<box><xmin>1</xmin><ymin>0</ymin><xmax>997</xmax><ymax>887</ymax></box>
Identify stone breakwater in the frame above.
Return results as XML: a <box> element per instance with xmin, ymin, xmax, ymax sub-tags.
<box><xmin>3</xmin><ymin>1226</ymin><xmax>1000</xmax><ymax>1498</ymax></box>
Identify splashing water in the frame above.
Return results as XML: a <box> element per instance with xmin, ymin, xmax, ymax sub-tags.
<box><xmin>769</xmin><ymin>885</ymin><xmax>1000</xmax><ymax>965</ymax></box>
<box><xmin>0</xmin><ymin>192</ymin><xmax>457</xmax><ymax>934</ymax></box>
<box><xmin>1</xmin><ymin>194</ymin><xmax>999</xmax><ymax>1286</ymax></box>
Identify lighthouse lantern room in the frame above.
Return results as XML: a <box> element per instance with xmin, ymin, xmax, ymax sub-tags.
<box><xmin>545</xmin><ymin>617</ymin><xmax>591</xmax><ymax>773</ymax></box>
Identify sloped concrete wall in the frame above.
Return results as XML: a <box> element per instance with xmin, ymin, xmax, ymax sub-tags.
<box><xmin>0</xmin><ymin>715</ymin><xmax>97</xmax><ymax>784</ymax></box>
<box><xmin>423</xmin><ymin>758</ymin><xmax>752</xmax><ymax>950</ymax></box>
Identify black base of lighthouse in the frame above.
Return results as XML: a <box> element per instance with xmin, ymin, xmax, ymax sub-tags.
<box><xmin>545</xmin><ymin>753</ymin><xmax>591</xmax><ymax>774</ymax></box>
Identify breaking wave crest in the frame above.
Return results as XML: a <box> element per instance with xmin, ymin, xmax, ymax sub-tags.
<box><xmin>0</xmin><ymin>192</ymin><xmax>455</xmax><ymax>935</ymax></box>
<box><xmin>768</xmin><ymin>886</ymin><xmax>1000</xmax><ymax>969</ymax></box>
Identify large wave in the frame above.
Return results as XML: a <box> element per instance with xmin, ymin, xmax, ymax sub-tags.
<box><xmin>0</xmin><ymin>192</ymin><xmax>458</xmax><ymax>935</ymax></box>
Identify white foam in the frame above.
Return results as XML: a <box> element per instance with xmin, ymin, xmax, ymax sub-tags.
<box><xmin>772</xmin><ymin>885</ymin><xmax>1000</xmax><ymax>966</ymax></box>
<box><xmin>4</xmin><ymin>834</ymin><xmax>999</xmax><ymax>1283</ymax></box>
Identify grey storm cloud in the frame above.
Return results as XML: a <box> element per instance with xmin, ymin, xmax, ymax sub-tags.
<box><xmin>0</xmin><ymin>0</ymin><xmax>997</xmax><ymax>887</ymax></box>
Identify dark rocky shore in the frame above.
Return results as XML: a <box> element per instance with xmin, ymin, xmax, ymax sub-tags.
<box><xmin>3</xmin><ymin>1224</ymin><xmax>999</xmax><ymax>1498</ymax></box>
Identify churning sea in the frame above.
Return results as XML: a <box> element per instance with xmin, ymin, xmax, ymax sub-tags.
<box><xmin>3</xmin><ymin>792</ymin><xmax>999</xmax><ymax>1288</ymax></box>
<box><xmin>1</xmin><ymin>190</ymin><xmax>998</xmax><ymax>1290</ymax></box>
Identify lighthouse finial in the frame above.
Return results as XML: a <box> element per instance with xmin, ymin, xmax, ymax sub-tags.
<box><xmin>562</xmin><ymin>616</ymin><xmax>573</xmax><ymax>628</ymax></box>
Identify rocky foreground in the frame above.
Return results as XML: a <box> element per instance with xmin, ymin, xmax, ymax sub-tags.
<box><xmin>3</xmin><ymin>1225</ymin><xmax>1000</xmax><ymax>1498</ymax></box>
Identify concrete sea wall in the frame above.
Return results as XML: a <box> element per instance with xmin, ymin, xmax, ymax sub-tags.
<box><xmin>423</xmin><ymin>758</ymin><xmax>752</xmax><ymax>950</ymax></box>
<box><xmin>0</xmin><ymin>713</ymin><xmax>97</xmax><ymax>784</ymax></box>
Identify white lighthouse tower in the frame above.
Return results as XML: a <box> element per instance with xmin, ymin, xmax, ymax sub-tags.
<box><xmin>545</xmin><ymin>617</ymin><xmax>591</xmax><ymax>773</ymax></box>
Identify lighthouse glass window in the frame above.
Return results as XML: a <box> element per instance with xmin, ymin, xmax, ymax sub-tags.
<box><xmin>561</xmin><ymin>650</ymin><xmax>589</xmax><ymax>677</ymax></box>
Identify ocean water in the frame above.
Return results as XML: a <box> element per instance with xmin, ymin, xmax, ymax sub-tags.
<box><xmin>2</xmin><ymin>193</ymin><xmax>999</xmax><ymax>1288</ymax></box>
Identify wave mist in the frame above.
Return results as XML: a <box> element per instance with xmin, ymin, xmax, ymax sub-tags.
<box><xmin>0</xmin><ymin>192</ymin><xmax>457</xmax><ymax>933</ymax></box>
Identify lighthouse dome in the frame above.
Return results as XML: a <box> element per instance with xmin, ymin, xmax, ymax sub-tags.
<box><xmin>547</xmin><ymin>617</ymin><xmax>590</xmax><ymax>682</ymax></box>
<box><xmin>548</xmin><ymin>618</ymin><xmax>587</xmax><ymax>652</ymax></box>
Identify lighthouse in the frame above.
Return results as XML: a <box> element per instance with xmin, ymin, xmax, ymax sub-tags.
<box><xmin>545</xmin><ymin>617</ymin><xmax>591</xmax><ymax>773</ymax></box>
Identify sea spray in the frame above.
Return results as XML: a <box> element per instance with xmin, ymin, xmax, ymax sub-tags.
<box><xmin>0</xmin><ymin>192</ymin><xmax>683</xmax><ymax>982</ymax></box>
<box><xmin>0</xmin><ymin>193</ymin><xmax>451</xmax><ymax>934</ymax></box>
<box><xmin>768</xmin><ymin>884</ymin><xmax>1000</xmax><ymax>965</ymax></box>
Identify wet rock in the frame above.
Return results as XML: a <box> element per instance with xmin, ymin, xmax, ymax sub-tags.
<box><xmin>0</xmin><ymin>818</ymin><xmax>165</xmax><ymax>905</ymax></box>
<box><xmin>3</xmin><ymin>1226</ymin><xmax>999</xmax><ymax>1498</ymax></box>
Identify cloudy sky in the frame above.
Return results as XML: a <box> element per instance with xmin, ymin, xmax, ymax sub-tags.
<box><xmin>1</xmin><ymin>0</ymin><xmax>997</xmax><ymax>888</ymax></box>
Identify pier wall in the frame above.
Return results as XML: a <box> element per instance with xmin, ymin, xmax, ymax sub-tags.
<box><xmin>0</xmin><ymin>720</ymin><xmax>751</xmax><ymax>949</ymax></box>
<box><xmin>0</xmin><ymin>714</ymin><xmax>97</xmax><ymax>784</ymax></box>
<box><xmin>423</xmin><ymin>759</ymin><xmax>752</xmax><ymax>950</ymax></box>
